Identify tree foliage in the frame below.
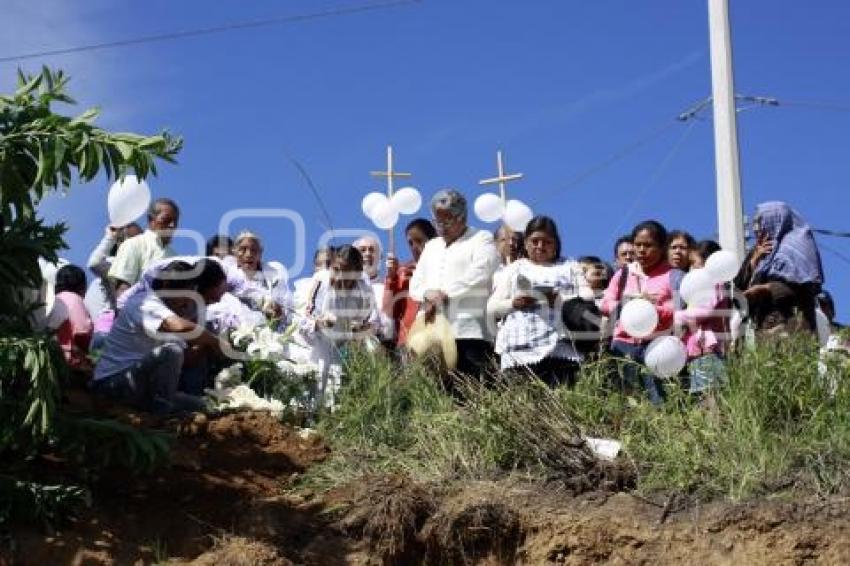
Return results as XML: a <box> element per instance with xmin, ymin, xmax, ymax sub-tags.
<box><xmin>0</xmin><ymin>66</ymin><xmax>181</xmax><ymax>222</ymax></box>
<box><xmin>0</xmin><ymin>67</ymin><xmax>182</xmax><ymax>527</ymax></box>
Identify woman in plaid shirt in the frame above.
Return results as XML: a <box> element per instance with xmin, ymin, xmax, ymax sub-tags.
<box><xmin>487</xmin><ymin>216</ymin><xmax>592</xmax><ymax>387</ymax></box>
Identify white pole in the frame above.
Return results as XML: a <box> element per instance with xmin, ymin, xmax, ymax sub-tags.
<box><xmin>708</xmin><ymin>0</ymin><xmax>746</xmax><ymax>260</ymax></box>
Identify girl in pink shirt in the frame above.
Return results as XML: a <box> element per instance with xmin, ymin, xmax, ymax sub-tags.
<box><xmin>52</xmin><ymin>265</ymin><xmax>94</xmax><ymax>375</ymax></box>
<box><xmin>676</xmin><ymin>240</ymin><xmax>731</xmax><ymax>393</ymax></box>
<box><xmin>601</xmin><ymin>220</ymin><xmax>680</xmax><ymax>405</ymax></box>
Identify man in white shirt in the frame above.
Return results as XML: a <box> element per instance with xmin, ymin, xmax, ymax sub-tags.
<box><xmin>409</xmin><ymin>189</ymin><xmax>501</xmax><ymax>381</ymax></box>
<box><xmin>93</xmin><ymin>259</ymin><xmax>226</xmax><ymax>414</ymax></box>
<box><xmin>109</xmin><ymin>198</ymin><xmax>179</xmax><ymax>295</ymax></box>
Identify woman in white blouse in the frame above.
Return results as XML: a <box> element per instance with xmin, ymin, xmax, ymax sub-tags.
<box><xmin>487</xmin><ymin>216</ymin><xmax>591</xmax><ymax>387</ymax></box>
<box><xmin>211</xmin><ymin>230</ymin><xmax>292</xmax><ymax>329</ymax></box>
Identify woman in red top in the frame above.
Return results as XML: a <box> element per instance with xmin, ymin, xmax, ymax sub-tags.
<box><xmin>383</xmin><ymin>218</ymin><xmax>437</xmax><ymax>346</ymax></box>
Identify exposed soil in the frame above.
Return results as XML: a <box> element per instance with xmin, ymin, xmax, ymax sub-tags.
<box><xmin>3</xmin><ymin>401</ymin><xmax>850</xmax><ymax>565</ymax></box>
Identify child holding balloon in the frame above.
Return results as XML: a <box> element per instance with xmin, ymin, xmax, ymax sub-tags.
<box><xmin>601</xmin><ymin>220</ymin><xmax>680</xmax><ymax>405</ymax></box>
<box><xmin>675</xmin><ymin>240</ymin><xmax>732</xmax><ymax>394</ymax></box>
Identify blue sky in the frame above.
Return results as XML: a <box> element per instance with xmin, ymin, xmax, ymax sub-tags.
<box><xmin>3</xmin><ymin>1</ymin><xmax>849</xmax><ymax>319</ymax></box>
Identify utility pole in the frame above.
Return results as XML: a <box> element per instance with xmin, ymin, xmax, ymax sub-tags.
<box><xmin>708</xmin><ymin>0</ymin><xmax>746</xmax><ymax>260</ymax></box>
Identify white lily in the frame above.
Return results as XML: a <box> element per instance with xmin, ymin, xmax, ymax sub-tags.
<box><xmin>214</xmin><ymin>363</ymin><xmax>243</xmax><ymax>390</ymax></box>
<box><xmin>247</xmin><ymin>327</ymin><xmax>287</xmax><ymax>360</ymax></box>
<box><xmin>231</xmin><ymin>322</ymin><xmax>259</xmax><ymax>347</ymax></box>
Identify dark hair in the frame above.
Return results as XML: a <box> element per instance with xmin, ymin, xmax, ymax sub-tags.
<box><xmin>631</xmin><ymin>220</ymin><xmax>668</xmax><ymax>249</ymax></box>
<box><xmin>151</xmin><ymin>261</ymin><xmax>195</xmax><ymax>292</ymax></box>
<box><xmin>54</xmin><ymin>264</ymin><xmax>87</xmax><ymax>295</ymax></box>
<box><xmin>613</xmin><ymin>235</ymin><xmax>633</xmax><ymax>258</ymax></box>
<box><xmin>578</xmin><ymin>255</ymin><xmax>604</xmax><ymax>265</ymax></box>
<box><xmin>524</xmin><ymin>215</ymin><xmax>562</xmax><ymax>259</ymax></box>
<box><xmin>405</xmin><ymin>218</ymin><xmax>437</xmax><ymax>240</ymax></box>
<box><xmin>313</xmin><ymin>246</ymin><xmax>334</xmax><ymax>267</ymax></box>
<box><xmin>333</xmin><ymin>245</ymin><xmax>364</xmax><ymax>272</ymax></box>
<box><xmin>147</xmin><ymin>198</ymin><xmax>180</xmax><ymax>222</ymax></box>
<box><xmin>578</xmin><ymin>256</ymin><xmax>613</xmax><ymax>282</ymax></box>
<box><xmin>108</xmin><ymin>222</ymin><xmax>144</xmax><ymax>257</ymax></box>
<box><xmin>205</xmin><ymin>234</ymin><xmax>233</xmax><ymax>256</ymax></box>
<box><xmin>194</xmin><ymin>258</ymin><xmax>227</xmax><ymax>295</ymax></box>
<box><xmin>667</xmin><ymin>230</ymin><xmax>696</xmax><ymax>249</ymax></box>
<box><xmin>694</xmin><ymin>239</ymin><xmax>721</xmax><ymax>262</ymax></box>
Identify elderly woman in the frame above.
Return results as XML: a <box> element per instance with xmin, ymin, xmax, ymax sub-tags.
<box><xmin>492</xmin><ymin>225</ymin><xmax>525</xmax><ymax>292</ymax></box>
<box><xmin>488</xmin><ymin>216</ymin><xmax>591</xmax><ymax>386</ymax></box>
<box><xmin>409</xmin><ymin>189</ymin><xmax>501</xmax><ymax>381</ymax></box>
<box><xmin>734</xmin><ymin>202</ymin><xmax>824</xmax><ymax>335</ymax></box>
<box><xmin>228</xmin><ymin>230</ymin><xmax>292</xmax><ymax>324</ymax></box>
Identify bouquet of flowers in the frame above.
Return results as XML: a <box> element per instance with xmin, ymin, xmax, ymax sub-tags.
<box><xmin>205</xmin><ymin>322</ymin><xmax>319</xmax><ymax>421</ymax></box>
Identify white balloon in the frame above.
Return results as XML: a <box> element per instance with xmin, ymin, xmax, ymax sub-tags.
<box><xmin>503</xmin><ymin>199</ymin><xmax>534</xmax><ymax>232</ymax></box>
<box><xmin>107</xmin><ymin>175</ymin><xmax>151</xmax><ymax>227</ymax></box>
<box><xmin>361</xmin><ymin>192</ymin><xmax>388</xmax><ymax>219</ymax></box>
<box><xmin>620</xmin><ymin>298</ymin><xmax>658</xmax><ymax>339</ymax></box>
<box><xmin>391</xmin><ymin>187</ymin><xmax>422</xmax><ymax>215</ymax></box>
<box><xmin>679</xmin><ymin>268</ymin><xmax>716</xmax><ymax>307</ymax></box>
<box><xmin>474</xmin><ymin>193</ymin><xmax>504</xmax><ymax>223</ymax></box>
<box><xmin>644</xmin><ymin>336</ymin><xmax>688</xmax><ymax>378</ymax></box>
<box><xmin>704</xmin><ymin>250</ymin><xmax>740</xmax><ymax>283</ymax></box>
<box><xmin>371</xmin><ymin>200</ymin><xmax>399</xmax><ymax>230</ymax></box>
<box><xmin>815</xmin><ymin>308</ymin><xmax>831</xmax><ymax>347</ymax></box>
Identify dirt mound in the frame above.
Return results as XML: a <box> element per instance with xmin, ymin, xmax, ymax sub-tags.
<box><xmin>422</xmin><ymin>498</ymin><xmax>521</xmax><ymax>564</ymax></box>
<box><xmin>337</xmin><ymin>475</ymin><xmax>437</xmax><ymax>564</ymax></box>
<box><xmin>330</xmin><ymin>476</ymin><xmax>850</xmax><ymax>565</ymax></box>
<box><xmin>4</xmin><ymin>410</ymin><xmax>333</xmax><ymax>565</ymax></box>
<box><xmin>7</xmin><ymin>401</ymin><xmax>850</xmax><ymax>565</ymax></box>
<box><xmin>178</xmin><ymin>536</ymin><xmax>293</xmax><ymax>566</ymax></box>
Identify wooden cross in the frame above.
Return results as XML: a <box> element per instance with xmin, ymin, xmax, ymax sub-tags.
<box><xmin>370</xmin><ymin>145</ymin><xmax>412</xmax><ymax>255</ymax></box>
<box><xmin>479</xmin><ymin>150</ymin><xmax>523</xmax><ymax>204</ymax></box>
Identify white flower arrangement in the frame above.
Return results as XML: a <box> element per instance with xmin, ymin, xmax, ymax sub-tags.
<box><xmin>205</xmin><ymin>323</ymin><xmax>320</xmax><ymax>419</ymax></box>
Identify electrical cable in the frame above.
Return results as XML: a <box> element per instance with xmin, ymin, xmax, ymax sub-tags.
<box><xmin>536</xmin><ymin>119</ymin><xmax>680</xmax><ymax>201</ymax></box>
<box><xmin>0</xmin><ymin>0</ymin><xmax>420</xmax><ymax>64</ymax></box>
<box><xmin>608</xmin><ymin>118</ymin><xmax>699</xmax><ymax>238</ymax></box>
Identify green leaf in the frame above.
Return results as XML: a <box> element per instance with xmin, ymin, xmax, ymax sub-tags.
<box><xmin>69</xmin><ymin>107</ymin><xmax>98</xmax><ymax>126</ymax></box>
<box><xmin>53</xmin><ymin>138</ymin><xmax>66</xmax><ymax>167</ymax></box>
<box><xmin>114</xmin><ymin>141</ymin><xmax>133</xmax><ymax>161</ymax></box>
<box><xmin>15</xmin><ymin>73</ymin><xmax>43</xmax><ymax>97</ymax></box>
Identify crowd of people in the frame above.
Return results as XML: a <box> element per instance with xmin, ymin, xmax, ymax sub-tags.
<box><xmin>39</xmin><ymin>189</ymin><xmax>845</xmax><ymax>415</ymax></box>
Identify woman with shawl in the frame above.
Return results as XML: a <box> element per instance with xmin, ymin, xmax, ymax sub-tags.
<box><xmin>734</xmin><ymin>201</ymin><xmax>824</xmax><ymax>335</ymax></box>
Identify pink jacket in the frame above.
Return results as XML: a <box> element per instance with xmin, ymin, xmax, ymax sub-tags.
<box><xmin>601</xmin><ymin>261</ymin><xmax>676</xmax><ymax>345</ymax></box>
<box><xmin>674</xmin><ymin>284</ymin><xmax>731</xmax><ymax>359</ymax></box>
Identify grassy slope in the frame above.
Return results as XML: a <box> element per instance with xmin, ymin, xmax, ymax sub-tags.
<box><xmin>305</xmin><ymin>336</ymin><xmax>850</xmax><ymax>502</ymax></box>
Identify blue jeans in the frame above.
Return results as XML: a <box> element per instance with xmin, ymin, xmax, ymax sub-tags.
<box><xmin>688</xmin><ymin>354</ymin><xmax>726</xmax><ymax>394</ymax></box>
<box><xmin>610</xmin><ymin>340</ymin><xmax>665</xmax><ymax>406</ymax></box>
<box><xmin>91</xmin><ymin>343</ymin><xmax>203</xmax><ymax>414</ymax></box>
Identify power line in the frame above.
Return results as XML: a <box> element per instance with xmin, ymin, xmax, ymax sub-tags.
<box><xmin>0</xmin><ymin>0</ymin><xmax>420</xmax><ymax>64</ymax></box>
<box><xmin>814</xmin><ymin>228</ymin><xmax>850</xmax><ymax>239</ymax></box>
<box><xmin>818</xmin><ymin>239</ymin><xmax>850</xmax><ymax>268</ymax></box>
<box><xmin>778</xmin><ymin>99</ymin><xmax>850</xmax><ymax>113</ymax></box>
<box><xmin>609</xmin><ymin>118</ymin><xmax>699</xmax><ymax>238</ymax></box>
<box><xmin>537</xmin><ymin>119</ymin><xmax>679</xmax><ymax>201</ymax></box>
